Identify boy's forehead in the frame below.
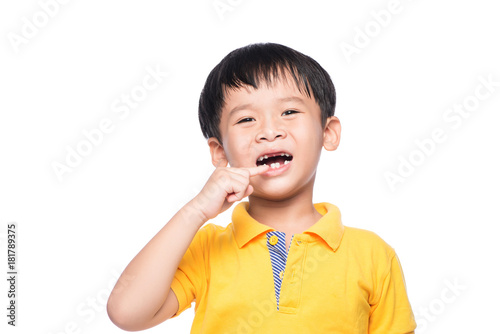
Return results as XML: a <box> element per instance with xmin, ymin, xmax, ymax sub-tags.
<box><xmin>229</xmin><ymin>70</ymin><xmax>306</xmax><ymax>91</ymax></box>
<box><xmin>222</xmin><ymin>74</ymin><xmax>312</xmax><ymax>108</ymax></box>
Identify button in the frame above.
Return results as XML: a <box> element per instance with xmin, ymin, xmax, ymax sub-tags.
<box><xmin>279</xmin><ymin>270</ymin><xmax>284</xmax><ymax>280</ymax></box>
<box><xmin>269</xmin><ymin>235</ymin><xmax>279</xmax><ymax>245</ymax></box>
<box><xmin>295</xmin><ymin>239</ymin><xmax>302</xmax><ymax>246</ymax></box>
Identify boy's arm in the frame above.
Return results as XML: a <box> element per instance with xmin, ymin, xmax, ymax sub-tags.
<box><xmin>106</xmin><ymin>199</ymin><xmax>206</xmax><ymax>331</ymax></box>
<box><xmin>106</xmin><ymin>160</ymin><xmax>269</xmax><ymax>331</ymax></box>
<box><xmin>369</xmin><ymin>252</ymin><xmax>417</xmax><ymax>334</ymax></box>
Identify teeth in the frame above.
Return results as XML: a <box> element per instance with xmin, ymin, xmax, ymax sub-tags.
<box><xmin>257</xmin><ymin>153</ymin><xmax>292</xmax><ymax>169</ymax></box>
<box><xmin>264</xmin><ymin>161</ymin><xmax>290</xmax><ymax>168</ymax></box>
<box><xmin>258</xmin><ymin>153</ymin><xmax>290</xmax><ymax>161</ymax></box>
<box><xmin>262</xmin><ymin>159</ymin><xmax>292</xmax><ymax>168</ymax></box>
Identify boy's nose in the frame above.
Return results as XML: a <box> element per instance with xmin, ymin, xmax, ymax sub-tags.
<box><xmin>255</xmin><ymin>123</ymin><xmax>286</xmax><ymax>142</ymax></box>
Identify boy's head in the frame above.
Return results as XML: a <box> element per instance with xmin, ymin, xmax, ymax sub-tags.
<box><xmin>198</xmin><ymin>43</ymin><xmax>340</xmax><ymax>197</ymax></box>
<box><xmin>199</xmin><ymin>43</ymin><xmax>337</xmax><ymax>147</ymax></box>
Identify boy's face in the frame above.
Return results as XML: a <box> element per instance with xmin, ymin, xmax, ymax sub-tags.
<box><xmin>208</xmin><ymin>74</ymin><xmax>340</xmax><ymax>200</ymax></box>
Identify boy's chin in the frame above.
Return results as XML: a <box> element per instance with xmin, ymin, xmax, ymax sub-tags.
<box><xmin>249</xmin><ymin>187</ymin><xmax>296</xmax><ymax>202</ymax></box>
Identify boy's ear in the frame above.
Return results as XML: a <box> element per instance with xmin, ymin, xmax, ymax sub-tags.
<box><xmin>323</xmin><ymin>116</ymin><xmax>341</xmax><ymax>151</ymax></box>
<box><xmin>207</xmin><ymin>137</ymin><xmax>228</xmax><ymax>167</ymax></box>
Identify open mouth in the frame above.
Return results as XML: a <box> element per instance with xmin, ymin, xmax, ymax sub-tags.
<box><xmin>256</xmin><ymin>153</ymin><xmax>293</xmax><ymax>169</ymax></box>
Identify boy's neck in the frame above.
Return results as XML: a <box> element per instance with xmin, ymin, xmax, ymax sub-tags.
<box><xmin>247</xmin><ymin>188</ymin><xmax>323</xmax><ymax>234</ymax></box>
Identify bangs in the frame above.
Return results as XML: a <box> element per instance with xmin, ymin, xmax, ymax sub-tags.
<box><xmin>219</xmin><ymin>55</ymin><xmax>313</xmax><ymax>98</ymax></box>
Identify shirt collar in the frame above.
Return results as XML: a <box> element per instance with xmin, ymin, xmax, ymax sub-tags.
<box><xmin>231</xmin><ymin>202</ymin><xmax>345</xmax><ymax>251</ymax></box>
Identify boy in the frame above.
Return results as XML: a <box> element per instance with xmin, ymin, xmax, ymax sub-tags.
<box><xmin>107</xmin><ymin>43</ymin><xmax>416</xmax><ymax>333</ymax></box>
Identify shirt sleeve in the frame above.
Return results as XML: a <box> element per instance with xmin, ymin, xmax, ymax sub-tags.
<box><xmin>169</xmin><ymin>224</ymin><xmax>211</xmax><ymax>318</ymax></box>
<box><xmin>368</xmin><ymin>251</ymin><xmax>417</xmax><ymax>334</ymax></box>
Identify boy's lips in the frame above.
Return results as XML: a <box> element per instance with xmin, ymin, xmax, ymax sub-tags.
<box><xmin>255</xmin><ymin>149</ymin><xmax>293</xmax><ymax>177</ymax></box>
<box><xmin>261</xmin><ymin>158</ymin><xmax>292</xmax><ymax>177</ymax></box>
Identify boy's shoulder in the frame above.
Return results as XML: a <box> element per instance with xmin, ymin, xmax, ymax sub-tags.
<box><xmin>193</xmin><ymin>222</ymin><xmax>229</xmax><ymax>237</ymax></box>
<box><xmin>342</xmin><ymin>225</ymin><xmax>396</xmax><ymax>258</ymax></box>
<box><xmin>344</xmin><ymin>225</ymin><xmax>391</xmax><ymax>242</ymax></box>
<box><xmin>190</xmin><ymin>222</ymin><xmax>233</xmax><ymax>244</ymax></box>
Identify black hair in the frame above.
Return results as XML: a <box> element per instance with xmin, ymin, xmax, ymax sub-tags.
<box><xmin>198</xmin><ymin>43</ymin><xmax>336</xmax><ymax>145</ymax></box>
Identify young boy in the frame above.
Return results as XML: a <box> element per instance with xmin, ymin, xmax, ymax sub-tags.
<box><xmin>107</xmin><ymin>43</ymin><xmax>416</xmax><ymax>333</ymax></box>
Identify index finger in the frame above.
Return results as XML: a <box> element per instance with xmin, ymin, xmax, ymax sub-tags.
<box><xmin>244</xmin><ymin>164</ymin><xmax>270</xmax><ymax>177</ymax></box>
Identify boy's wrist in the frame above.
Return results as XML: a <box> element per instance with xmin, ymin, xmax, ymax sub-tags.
<box><xmin>182</xmin><ymin>197</ymin><xmax>210</xmax><ymax>227</ymax></box>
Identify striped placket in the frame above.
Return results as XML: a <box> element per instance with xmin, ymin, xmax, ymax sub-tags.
<box><xmin>266</xmin><ymin>231</ymin><xmax>294</xmax><ymax>310</ymax></box>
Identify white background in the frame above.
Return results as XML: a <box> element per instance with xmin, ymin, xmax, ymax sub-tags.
<box><xmin>1</xmin><ymin>0</ymin><xmax>499</xmax><ymax>333</ymax></box>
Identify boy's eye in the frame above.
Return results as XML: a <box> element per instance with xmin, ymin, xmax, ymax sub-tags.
<box><xmin>236</xmin><ymin>117</ymin><xmax>255</xmax><ymax>124</ymax></box>
<box><xmin>282</xmin><ymin>109</ymin><xmax>299</xmax><ymax>116</ymax></box>
<box><xmin>236</xmin><ymin>110</ymin><xmax>299</xmax><ymax>124</ymax></box>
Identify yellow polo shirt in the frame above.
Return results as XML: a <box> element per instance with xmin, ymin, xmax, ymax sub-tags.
<box><xmin>170</xmin><ymin>202</ymin><xmax>416</xmax><ymax>333</ymax></box>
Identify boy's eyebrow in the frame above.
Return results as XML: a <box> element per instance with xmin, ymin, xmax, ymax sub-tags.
<box><xmin>277</xmin><ymin>96</ymin><xmax>306</xmax><ymax>105</ymax></box>
<box><xmin>228</xmin><ymin>96</ymin><xmax>307</xmax><ymax>117</ymax></box>
<box><xmin>229</xmin><ymin>103</ymin><xmax>253</xmax><ymax>118</ymax></box>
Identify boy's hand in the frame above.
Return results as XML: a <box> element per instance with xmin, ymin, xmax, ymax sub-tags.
<box><xmin>192</xmin><ymin>158</ymin><xmax>269</xmax><ymax>222</ymax></box>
